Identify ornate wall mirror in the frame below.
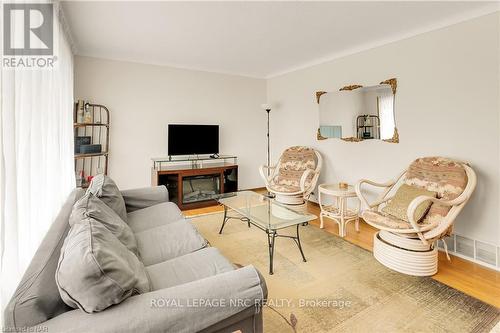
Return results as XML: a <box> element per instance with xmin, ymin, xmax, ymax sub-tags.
<box><xmin>316</xmin><ymin>78</ymin><xmax>398</xmax><ymax>143</ymax></box>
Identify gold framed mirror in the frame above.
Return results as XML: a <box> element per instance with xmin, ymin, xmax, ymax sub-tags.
<box><xmin>316</xmin><ymin>78</ymin><xmax>399</xmax><ymax>143</ymax></box>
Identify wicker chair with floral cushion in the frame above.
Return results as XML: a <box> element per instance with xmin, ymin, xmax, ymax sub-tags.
<box><xmin>355</xmin><ymin>157</ymin><xmax>476</xmax><ymax>276</ymax></box>
<box><xmin>259</xmin><ymin>146</ymin><xmax>322</xmax><ymax>205</ymax></box>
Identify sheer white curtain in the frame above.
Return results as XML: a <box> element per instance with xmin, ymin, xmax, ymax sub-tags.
<box><xmin>378</xmin><ymin>90</ymin><xmax>395</xmax><ymax>140</ymax></box>
<box><xmin>0</xmin><ymin>2</ymin><xmax>75</xmax><ymax>322</ymax></box>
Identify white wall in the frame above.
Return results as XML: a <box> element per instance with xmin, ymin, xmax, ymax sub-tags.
<box><xmin>75</xmin><ymin>56</ymin><xmax>267</xmax><ymax>190</ymax></box>
<box><xmin>267</xmin><ymin>13</ymin><xmax>500</xmax><ymax>245</ymax></box>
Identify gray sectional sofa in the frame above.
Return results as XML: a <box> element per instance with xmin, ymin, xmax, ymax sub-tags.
<box><xmin>4</xmin><ymin>185</ymin><xmax>267</xmax><ymax>333</ymax></box>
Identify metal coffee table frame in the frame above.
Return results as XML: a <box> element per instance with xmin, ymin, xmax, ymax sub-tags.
<box><xmin>218</xmin><ymin>203</ymin><xmax>309</xmax><ymax>275</ymax></box>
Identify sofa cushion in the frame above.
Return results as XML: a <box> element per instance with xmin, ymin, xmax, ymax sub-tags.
<box><xmin>70</xmin><ymin>193</ymin><xmax>138</xmax><ymax>254</ymax></box>
<box><xmin>127</xmin><ymin>201</ymin><xmax>183</xmax><ymax>233</ymax></box>
<box><xmin>121</xmin><ymin>186</ymin><xmax>169</xmax><ymax>213</ymax></box>
<box><xmin>135</xmin><ymin>219</ymin><xmax>207</xmax><ymax>266</ymax></box>
<box><xmin>146</xmin><ymin>247</ymin><xmax>234</xmax><ymax>290</ymax></box>
<box><xmin>3</xmin><ymin>189</ymin><xmax>85</xmax><ymax>330</ymax></box>
<box><xmin>56</xmin><ymin>219</ymin><xmax>150</xmax><ymax>313</ymax></box>
<box><xmin>87</xmin><ymin>174</ymin><xmax>128</xmax><ymax>222</ymax></box>
<box><xmin>382</xmin><ymin>184</ymin><xmax>436</xmax><ymax>222</ymax></box>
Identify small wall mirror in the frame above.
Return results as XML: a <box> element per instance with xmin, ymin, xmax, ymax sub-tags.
<box><xmin>316</xmin><ymin>78</ymin><xmax>398</xmax><ymax>143</ymax></box>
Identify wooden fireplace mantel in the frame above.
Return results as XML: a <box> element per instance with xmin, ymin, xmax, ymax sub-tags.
<box><xmin>151</xmin><ymin>162</ymin><xmax>238</xmax><ymax>210</ymax></box>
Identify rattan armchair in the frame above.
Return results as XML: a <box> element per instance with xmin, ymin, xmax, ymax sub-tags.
<box><xmin>259</xmin><ymin>146</ymin><xmax>322</xmax><ymax>205</ymax></box>
<box><xmin>356</xmin><ymin>157</ymin><xmax>476</xmax><ymax>276</ymax></box>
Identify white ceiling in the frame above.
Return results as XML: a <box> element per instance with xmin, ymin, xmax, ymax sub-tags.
<box><xmin>61</xmin><ymin>1</ymin><xmax>499</xmax><ymax>78</ymax></box>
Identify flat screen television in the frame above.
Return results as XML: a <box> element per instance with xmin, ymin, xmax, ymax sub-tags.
<box><xmin>168</xmin><ymin>124</ymin><xmax>219</xmax><ymax>156</ymax></box>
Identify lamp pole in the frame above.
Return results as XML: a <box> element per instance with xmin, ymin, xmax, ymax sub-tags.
<box><xmin>261</xmin><ymin>104</ymin><xmax>274</xmax><ymax>198</ymax></box>
<box><xmin>266</xmin><ymin>108</ymin><xmax>270</xmax><ymax>177</ymax></box>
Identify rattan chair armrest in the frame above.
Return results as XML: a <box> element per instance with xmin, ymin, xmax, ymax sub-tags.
<box><xmin>299</xmin><ymin>169</ymin><xmax>314</xmax><ymax>192</ymax></box>
<box><xmin>355</xmin><ymin>179</ymin><xmax>396</xmax><ymax>208</ymax></box>
<box><xmin>259</xmin><ymin>165</ymin><xmax>274</xmax><ymax>186</ymax></box>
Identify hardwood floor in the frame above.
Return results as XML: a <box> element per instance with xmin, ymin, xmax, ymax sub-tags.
<box><xmin>184</xmin><ymin>191</ymin><xmax>500</xmax><ymax>308</ymax></box>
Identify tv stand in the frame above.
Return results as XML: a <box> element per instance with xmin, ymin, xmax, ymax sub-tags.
<box><xmin>151</xmin><ymin>156</ymin><xmax>238</xmax><ymax>210</ymax></box>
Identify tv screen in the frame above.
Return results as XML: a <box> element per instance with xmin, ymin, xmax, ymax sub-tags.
<box><xmin>168</xmin><ymin>124</ymin><xmax>219</xmax><ymax>156</ymax></box>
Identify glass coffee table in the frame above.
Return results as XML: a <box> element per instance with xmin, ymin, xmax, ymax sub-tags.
<box><xmin>214</xmin><ymin>191</ymin><xmax>317</xmax><ymax>274</ymax></box>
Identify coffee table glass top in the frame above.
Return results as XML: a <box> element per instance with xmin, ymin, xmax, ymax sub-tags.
<box><xmin>214</xmin><ymin>191</ymin><xmax>316</xmax><ymax>230</ymax></box>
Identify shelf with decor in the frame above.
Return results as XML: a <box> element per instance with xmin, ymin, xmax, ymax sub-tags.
<box><xmin>73</xmin><ymin>101</ymin><xmax>110</xmax><ymax>188</ymax></box>
<box><xmin>356</xmin><ymin>115</ymin><xmax>380</xmax><ymax>140</ymax></box>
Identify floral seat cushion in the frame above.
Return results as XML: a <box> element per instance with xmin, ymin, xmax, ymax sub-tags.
<box><xmin>268</xmin><ymin>182</ymin><xmax>301</xmax><ymax>193</ymax></box>
<box><xmin>268</xmin><ymin>146</ymin><xmax>316</xmax><ymax>193</ymax></box>
<box><xmin>362</xmin><ymin>210</ymin><xmax>436</xmax><ymax>231</ymax></box>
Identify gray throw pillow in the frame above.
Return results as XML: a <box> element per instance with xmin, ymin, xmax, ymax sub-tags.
<box><xmin>56</xmin><ymin>219</ymin><xmax>150</xmax><ymax>313</ymax></box>
<box><xmin>86</xmin><ymin>174</ymin><xmax>128</xmax><ymax>222</ymax></box>
<box><xmin>70</xmin><ymin>192</ymin><xmax>138</xmax><ymax>255</ymax></box>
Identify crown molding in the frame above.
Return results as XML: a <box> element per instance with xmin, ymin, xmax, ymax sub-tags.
<box><xmin>74</xmin><ymin>54</ymin><xmax>266</xmax><ymax>80</ymax></box>
<box><xmin>266</xmin><ymin>5</ymin><xmax>500</xmax><ymax>79</ymax></box>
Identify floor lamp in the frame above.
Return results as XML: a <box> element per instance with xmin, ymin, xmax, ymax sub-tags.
<box><xmin>261</xmin><ymin>104</ymin><xmax>274</xmax><ymax>198</ymax></box>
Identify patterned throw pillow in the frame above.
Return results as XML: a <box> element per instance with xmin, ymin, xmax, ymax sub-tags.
<box><xmin>382</xmin><ymin>184</ymin><xmax>437</xmax><ymax>222</ymax></box>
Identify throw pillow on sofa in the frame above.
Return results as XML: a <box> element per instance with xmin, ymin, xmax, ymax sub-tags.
<box><xmin>56</xmin><ymin>218</ymin><xmax>150</xmax><ymax>313</ymax></box>
<box><xmin>86</xmin><ymin>174</ymin><xmax>128</xmax><ymax>222</ymax></box>
<box><xmin>70</xmin><ymin>192</ymin><xmax>138</xmax><ymax>254</ymax></box>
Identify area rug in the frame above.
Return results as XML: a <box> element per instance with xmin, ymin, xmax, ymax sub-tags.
<box><xmin>191</xmin><ymin>212</ymin><xmax>500</xmax><ymax>333</ymax></box>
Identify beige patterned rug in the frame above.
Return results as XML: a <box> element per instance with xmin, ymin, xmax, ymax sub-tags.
<box><xmin>191</xmin><ymin>212</ymin><xmax>500</xmax><ymax>333</ymax></box>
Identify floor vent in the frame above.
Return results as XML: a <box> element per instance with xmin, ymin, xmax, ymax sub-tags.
<box><xmin>438</xmin><ymin>234</ymin><xmax>499</xmax><ymax>271</ymax></box>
